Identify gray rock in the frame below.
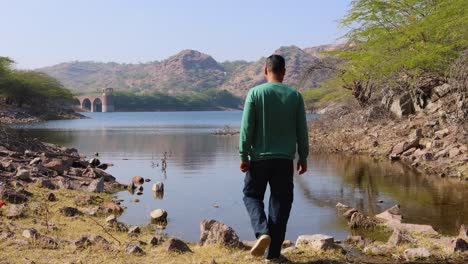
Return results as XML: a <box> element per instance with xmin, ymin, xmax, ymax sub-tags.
<box><xmin>124</xmin><ymin>244</ymin><xmax>144</xmax><ymax>255</ymax></box>
<box><xmin>106</xmin><ymin>214</ymin><xmax>117</xmax><ymax>225</ymax></box>
<box><xmin>59</xmin><ymin>206</ymin><xmax>80</xmax><ymax>217</ymax></box>
<box><xmin>199</xmin><ymin>219</ymin><xmax>240</xmax><ymax>247</ymax></box>
<box><xmin>459</xmin><ymin>224</ymin><xmax>468</xmax><ymax>240</ymax></box>
<box><xmin>36</xmin><ymin>178</ymin><xmax>57</xmax><ymax>190</ymax></box>
<box><xmin>166</xmin><ymin>238</ymin><xmax>192</xmax><ymax>253</ymax></box>
<box><xmin>335</xmin><ymin>202</ymin><xmax>349</xmax><ymax>210</ymax></box>
<box><xmin>16</xmin><ymin>167</ymin><xmax>30</xmax><ymax>180</ymax></box>
<box><xmin>81</xmin><ymin>208</ymin><xmax>96</xmax><ymax>216</ymax></box>
<box><xmin>148</xmin><ymin>236</ymin><xmax>159</xmax><ymax>246</ymax></box>
<box><xmin>29</xmin><ymin>157</ymin><xmax>42</xmax><ymax>166</ymax></box>
<box><xmin>152</xmin><ymin>182</ymin><xmax>164</xmax><ymax>193</ymax></box>
<box><xmin>364</xmin><ymin>244</ymin><xmax>392</xmax><ymax>255</ymax></box>
<box><xmin>387</xmin><ymin>229</ymin><xmax>416</xmax><ymax>246</ymax></box>
<box><xmin>150</xmin><ymin>209</ymin><xmax>168</xmax><ymax>222</ymax></box>
<box><xmin>434</xmin><ymin>128</ymin><xmax>449</xmax><ymax>139</ymax></box>
<box><xmin>295</xmin><ymin>234</ymin><xmax>335</xmax><ymax>250</ymax></box>
<box><xmin>6</xmin><ymin>204</ymin><xmax>26</xmax><ymax>219</ymax></box>
<box><xmin>389</xmin><ymin>93</ymin><xmax>415</xmax><ymax>117</ymax></box>
<box><xmin>22</xmin><ymin>228</ymin><xmax>39</xmax><ymax>239</ymax></box>
<box><xmin>403</xmin><ymin>247</ymin><xmax>431</xmax><ymax>260</ymax></box>
<box><xmin>433</xmin><ymin>83</ymin><xmax>451</xmax><ymax>98</ymax></box>
<box><xmin>343</xmin><ymin>208</ymin><xmax>358</xmax><ymax>220</ymax></box>
<box><xmin>73</xmin><ymin>235</ymin><xmax>92</xmax><ymax>249</ymax></box>
<box><xmin>37</xmin><ymin>235</ymin><xmax>58</xmax><ymax>249</ymax></box>
<box><xmin>450</xmin><ymin>238</ymin><xmax>468</xmax><ymax>253</ymax></box>
<box><xmin>128</xmin><ymin>226</ymin><xmax>141</xmax><ymax>236</ymax></box>
<box><xmin>45</xmin><ymin>192</ymin><xmax>56</xmax><ymax>202</ymax></box>
<box><xmin>87</xmin><ymin>177</ymin><xmax>104</xmax><ymax>193</ymax></box>
<box><xmin>375</xmin><ymin>205</ymin><xmax>402</xmax><ymax>222</ymax></box>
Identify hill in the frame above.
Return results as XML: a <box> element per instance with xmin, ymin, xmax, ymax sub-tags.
<box><xmin>38</xmin><ymin>44</ymin><xmax>343</xmax><ymax>97</ymax></box>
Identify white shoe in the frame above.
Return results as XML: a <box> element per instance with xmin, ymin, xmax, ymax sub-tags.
<box><xmin>250</xmin><ymin>234</ymin><xmax>271</xmax><ymax>257</ymax></box>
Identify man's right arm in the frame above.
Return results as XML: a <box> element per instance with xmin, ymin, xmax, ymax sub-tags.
<box><xmin>239</xmin><ymin>90</ymin><xmax>255</xmax><ymax>162</ymax></box>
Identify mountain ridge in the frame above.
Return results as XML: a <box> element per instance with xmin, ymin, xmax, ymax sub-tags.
<box><xmin>37</xmin><ymin>44</ymin><xmax>343</xmax><ymax>97</ymax></box>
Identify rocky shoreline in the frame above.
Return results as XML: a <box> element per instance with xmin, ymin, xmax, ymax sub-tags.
<box><xmin>308</xmin><ymin>85</ymin><xmax>467</xmax><ymax>181</ymax></box>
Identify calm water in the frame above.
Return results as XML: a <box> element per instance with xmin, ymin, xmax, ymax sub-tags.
<box><xmin>13</xmin><ymin>112</ymin><xmax>468</xmax><ymax>242</ymax></box>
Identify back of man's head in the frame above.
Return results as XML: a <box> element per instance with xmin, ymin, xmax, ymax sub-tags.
<box><xmin>266</xmin><ymin>55</ymin><xmax>286</xmax><ymax>75</ymax></box>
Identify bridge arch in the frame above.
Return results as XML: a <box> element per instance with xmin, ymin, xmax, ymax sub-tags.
<box><xmin>82</xmin><ymin>98</ymin><xmax>92</xmax><ymax>111</ymax></box>
<box><xmin>74</xmin><ymin>88</ymin><xmax>114</xmax><ymax>112</ymax></box>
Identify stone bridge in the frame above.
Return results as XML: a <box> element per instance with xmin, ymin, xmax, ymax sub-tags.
<box><xmin>74</xmin><ymin>88</ymin><xmax>115</xmax><ymax>112</ymax></box>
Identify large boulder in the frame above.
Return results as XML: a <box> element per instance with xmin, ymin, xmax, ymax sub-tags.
<box><xmin>295</xmin><ymin>234</ymin><xmax>335</xmax><ymax>251</ymax></box>
<box><xmin>87</xmin><ymin>177</ymin><xmax>104</xmax><ymax>193</ymax></box>
<box><xmin>375</xmin><ymin>205</ymin><xmax>402</xmax><ymax>222</ymax></box>
<box><xmin>199</xmin><ymin>219</ymin><xmax>240</xmax><ymax>247</ymax></box>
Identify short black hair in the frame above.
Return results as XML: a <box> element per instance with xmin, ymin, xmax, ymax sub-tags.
<box><xmin>266</xmin><ymin>54</ymin><xmax>286</xmax><ymax>74</ymax></box>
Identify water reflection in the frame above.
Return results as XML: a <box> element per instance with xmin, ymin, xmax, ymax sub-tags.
<box><xmin>14</xmin><ymin>112</ymin><xmax>468</xmax><ymax>241</ymax></box>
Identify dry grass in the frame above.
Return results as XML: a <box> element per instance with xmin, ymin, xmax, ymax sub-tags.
<box><xmin>0</xmin><ymin>186</ymin><xmax>347</xmax><ymax>264</ymax></box>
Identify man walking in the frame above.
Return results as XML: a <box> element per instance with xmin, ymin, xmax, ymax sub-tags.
<box><xmin>239</xmin><ymin>54</ymin><xmax>309</xmax><ymax>262</ymax></box>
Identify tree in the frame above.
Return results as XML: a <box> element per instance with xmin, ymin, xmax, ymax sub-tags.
<box><xmin>336</xmin><ymin>0</ymin><xmax>468</xmax><ymax>104</ymax></box>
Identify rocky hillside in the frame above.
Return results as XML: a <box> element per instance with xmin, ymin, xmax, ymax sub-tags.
<box><xmin>38</xmin><ymin>45</ymin><xmax>342</xmax><ymax>97</ymax></box>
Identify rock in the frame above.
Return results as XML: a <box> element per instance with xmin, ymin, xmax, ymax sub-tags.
<box><xmin>81</xmin><ymin>208</ymin><xmax>96</xmax><ymax>216</ymax></box>
<box><xmin>89</xmin><ymin>158</ymin><xmax>100</xmax><ymax>167</ymax></box>
<box><xmin>166</xmin><ymin>238</ymin><xmax>192</xmax><ymax>253</ymax></box>
<box><xmin>459</xmin><ymin>224</ymin><xmax>468</xmax><ymax>240</ymax></box>
<box><xmin>402</xmin><ymin>147</ymin><xmax>416</xmax><ymax>156</ymax></box>
<box><xmin>102</xmin><ymin>202</ymin><xmax>123</xmax><ymax>213</ymax></box>
<box><xmin>450</xmin><ymin>238</ymin><xmax>468</xmax><ymax>253</ymax></box>
<box><xmin>96</xmin><ymin>163</ymin><xmax>108</xmax><ymax>170</ymax></box>
<box><xmin>105</xmin><ymin>214</ymin><xmax>117</xmax><ymax>225</ymax></box>
<box><xmin>37</xmin><ymin>235</ymin><xmax>58</xmax><ymax>249</ymax></box>
<box><xmin>43</xmin><ymin>158</ymin><xmax>72</xmax><ymax>174</ymax></box>
<box><xmin>349</xmin><ymin>212</ymin><xmax>377</xmax><ymax>229</ymax></box>
<box><xmin>133</xmin><ymin>198</ymin><xmax>140</xmax><ymax>203</ymax></box>
<box><xmin>346</xmin><ymin>235</ymin><xmax>373</xmax><ymax>248</ymax></box>
<box><xmin>282</xmin><ymin>240</ymin><xmax>293</xmax><ymax>249</ymax></box>
<box><xmin>386</xmin><ymin>222</ymin><xmax>439</xmax><ymax>236</ymax></box>
<box><xmin>89</xmin><ymin>234</ymin><xmax>110</xmax><ymax>247</ymax></box>
<box><xmin>343</xmin><ymin>208</ymin><xmax>358</xmax><ymax>220</ymax></box>
<box><xmin>132</xmin><ymin>176</ymin><xmax>144</xmax><ymax>185</ymax></box>
<box><xmin>148</xmin><ymin>236</ymin><xmax>159</xmax><ymax>246</ymax></box>
<box><xmin>390</xmin><ymin>93</ymin><xmax>415</xmax><ymax>118</ymax></box>
<box><xmin>449</xmin><ymin>148</ymin><xmax>461</xmax><ymax>158</ymax></box>
<box><xmin>128</xmin><ymin>226</ymin><xmax>141</xmax><ymax>236</ymax></box>
<box><xmin>59</xmin><ymin>206</ymin><xmax>80</xmax><ymax>217</ymax></box>
<box><xmin>152</xmin><ymin>182</ymin><xmax>164</xmax><ymax>193</ymax></box>
<box><xmin>434</xmin><ymin>128</ymin><xmax>449</xmax><ymax>139</ymax></box>
<box><xmin>390</xmin><ymin>138</ymin><xmax>420</xmax><ymax>157</ymax></box>
<box><xmin>432</xmin><ymin>140</ymin><xmax>444</xmax><ymax>149</ymax></box>
<box><xmin>22</xmin><ymin>228</ymin><xmax>39</xmax><ymax>239</ymax></box>
<box><xmin>73</xmin><ymin>235</ymin><xmax>91</xmax><ymax>249</ymax></box>
<box><xmin>45</xmin><ymin>192</ymin><xmax>57</xmax><ymax>202</ymax></box>
<box><xmin>281</xmin><ymin>246</ymin><xmax>296</xmax><ymax>255</ymax></box>
<box><xmin>6</xmin><ymin>204</ymin><xmax>26</xmax><ymax>219</ymax></box>
<box><xmin>16</xmin><ymin>167</ymin><xmax>30</xmax><ymax>180</ymax></box>
<box><xmin>0</xmin><ymin>187</ymin><xmax>28</xmax><ymax>204</ymax></box>
<box><xmin>74</xmin><ymin>195</ymin><xmax>103</xmax><ymax>206</ymax></box>
<box><xmin>387</xmin><ymin>229</ymin><xmax>416</xmax><ymax>246</ymax></box>
<box><xmin>68</xmin><ymin>167</ymin><xmax>85</xmax><ymax>176</ymax></box>
<box><xmin>0</xmin><ymin>231</ymin><xmax>14</xmax><ymax>239</ymax></box>
<box><xmin>144</xmin><ymin>178</ymin><xmax>151</xmax><ymax>182</ymax></box>
<box><xmin>137</xmin><ymin>185</ymin><xmax>143</xmax><ymax>192</ymax></box>
<box><xmin>150</xmin><ymin>209</ymin><xmax>168</xmax><ymax>222</ymax></box>
<box><xmin>364</xmin><ymin>244</ymin><xmax>392</xmax><ymax>255</ymax></box>
<box><xmin>433</xmin><ymin>83</ymin><xmax>451</xmax><ymax>98</ymax></box>
<box><xmin>29</xmin><ymin>157</ymin><xmax>42</xmax><ymax>166</ymax></box>
<box><xmin>335</xmin><ymin>202</ymin><xmax>349</xmax><ymax>210</ymax></box>
<box><xmin>199</xmin><ymin>219</ymin><xmax>240</xmax><ymax>247</ymax></box>
<box><xmin>115</xmin><ymin>222</ymin><xmax>129</xmax><ymax>232</ymax></box>
<box><xmin>87</xmin><ymin>177</ymin><xmax>104</xmax><ymax>193</ymax></box>
<box><xmin>295</xmin><ymin>234</ymin><xmax>335</xmax><ymax>251</ymax></box>
<box><xmin>375</xmin><ymin>205</ymin><xmax>402</xmax><ymax>222</ymax></box>
<box><xmin>124</xmin><ymin>244</ymin><xmax>145</xmax><ymax>255</ymax></box>
<box><xmin>36</xmin><ymin>178</ymin><xmax>57</xmax><ymax>190</ymax></box>
<box><xmin>403</xmin><ymin>247</ymin><xmax>431</xmax><ymax>260</ymax></box>
<box><xmin>83</xmin><ymin>168</ymin><xmax>115</xmax><ymax>182</ymax></box>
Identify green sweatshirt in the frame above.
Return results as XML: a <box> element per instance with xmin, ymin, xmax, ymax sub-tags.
<box><xmin>239</xmin><ymin>82</ymin><xmax>309</xmax><ymax>162</ymax></box>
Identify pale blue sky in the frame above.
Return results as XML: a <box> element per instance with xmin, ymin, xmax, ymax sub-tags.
<box><xmin>0</xmin><ymin>0</ymin><xmax>351</xmax><ymax>69</ymax></box>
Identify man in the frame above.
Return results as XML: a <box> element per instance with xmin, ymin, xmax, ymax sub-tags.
<box><xmin>239</xmin><ymin>54</ymin><xmax>309</xmax><ymax>262</ymax></box>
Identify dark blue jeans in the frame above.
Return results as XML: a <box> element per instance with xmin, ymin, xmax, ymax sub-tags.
<box><xmin>243</xmin><ymin>158</ymin><xmax>294</xmax><ymax>259</ymax></box>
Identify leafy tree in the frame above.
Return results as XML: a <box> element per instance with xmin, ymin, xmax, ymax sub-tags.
<box><xmin>336</xmin><ymin>0</ymin><xmax>468</xmax><ymax>103</ymax></box>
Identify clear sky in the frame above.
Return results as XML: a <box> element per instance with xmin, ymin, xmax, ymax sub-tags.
<box><xmin>0</xmin><ymin>0</ymin><xmax>351</xmax><ymax>69</ymax></box>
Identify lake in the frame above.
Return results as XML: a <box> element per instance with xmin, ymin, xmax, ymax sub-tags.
<box><xmin>13</xmin><ymin>111</ymin><xmax>468</xmax><ymax>242</ymax></box>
